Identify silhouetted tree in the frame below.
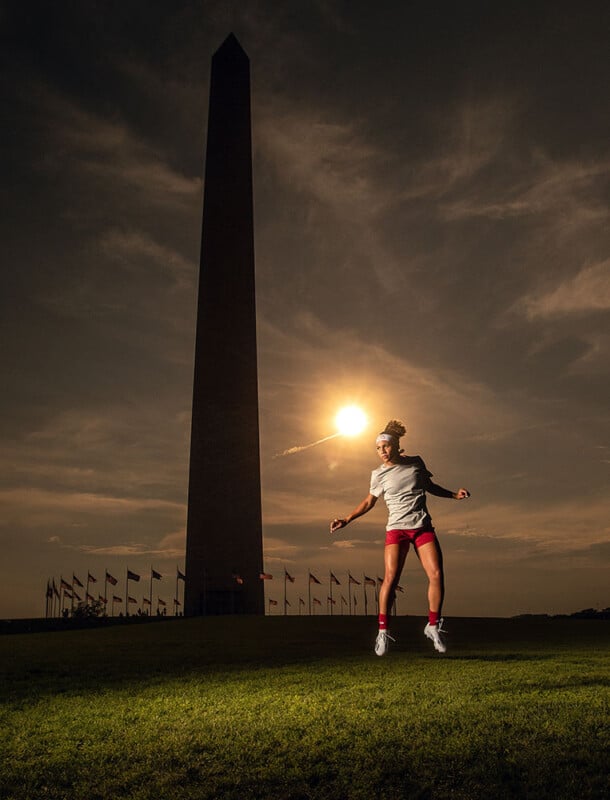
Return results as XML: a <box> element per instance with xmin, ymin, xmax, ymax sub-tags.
<box><xmin>72</xmin><ymin>600</ymin><xmax>105</xmax><ymax>619</ymax></box>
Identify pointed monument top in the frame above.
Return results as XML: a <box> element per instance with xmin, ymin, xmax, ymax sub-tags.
<box><xmin>215</xmin><ymin>33</ymin><xmax>248</xmax><ymax>60</ymax></box>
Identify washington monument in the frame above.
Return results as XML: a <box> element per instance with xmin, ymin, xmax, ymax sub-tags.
<box><xmin>184</xmin><ymin>35</ymin><xmax>264</xmax><ymax>616</ymax></box>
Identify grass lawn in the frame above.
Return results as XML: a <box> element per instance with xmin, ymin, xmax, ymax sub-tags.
<box><xmin>1</xmin><ymin>616</ymin><xmax>608</xmax><ymax>799</ymax></box>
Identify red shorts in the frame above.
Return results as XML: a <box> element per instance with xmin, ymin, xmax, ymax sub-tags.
<box><xmin>385</xmin><ymin>528</ymin><xmax>437</xmax><ymax>548</ymax></box>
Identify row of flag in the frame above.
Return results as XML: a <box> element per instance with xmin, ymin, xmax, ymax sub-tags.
<box><xmin>45</xmin><ymin>567</ymin><xmax>401</xmax><ymax>617</ymax></box>
<box><xmin>251</xmin><ymin>569</ymin><xmax>398</xmax><ymax>588</ymax></box>
<box><xmin>253</xmin><ymin>569</ymin><xmax>402</xmax><ymax>615</ymax></box>
<box><xmin>45</xmin><ymin>567</ymin><xmax>186</xmax><ymax>618</ymax></box>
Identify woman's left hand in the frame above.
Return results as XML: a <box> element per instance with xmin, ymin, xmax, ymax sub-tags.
<box><xmin>454</xmin><ymin>488</ymin><xmax>470</xmax><ymax>499</ymax></box>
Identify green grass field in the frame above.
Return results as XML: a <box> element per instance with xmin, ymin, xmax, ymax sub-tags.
<box><xmin>1</xmin><ymin>616</ymin><xmax>608</xmax><ymax>799</ymax></box>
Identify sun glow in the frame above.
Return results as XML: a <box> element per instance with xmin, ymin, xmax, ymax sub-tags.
<box><xmin>273</xmin><ymin>404</ymin><xmax>368</xmax><ymax>458</ymax></box>
<box><xmin>335</xmin><ymin>405</ymin><xmax>367</xmax><ymax>437</ymax></box>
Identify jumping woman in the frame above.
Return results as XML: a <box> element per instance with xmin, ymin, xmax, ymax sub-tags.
<box><xmin>330</xmin><ymin>420</ymin><xmax>470</xmax><ymax>656</ymax></box>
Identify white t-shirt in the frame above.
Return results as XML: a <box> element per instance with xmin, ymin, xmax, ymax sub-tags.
<box><xmin>369</xmin><ymin>456</ymin><xmax>433</xmax><ymax>531</ymax></box>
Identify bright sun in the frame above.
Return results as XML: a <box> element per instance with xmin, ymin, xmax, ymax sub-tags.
<box><xmin>335</xmin><ymin>405</ymin><xmax>367</xmax><ymax>437</ymax></box>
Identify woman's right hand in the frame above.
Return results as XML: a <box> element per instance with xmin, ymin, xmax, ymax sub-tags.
<box><xmin>330</xmin><ymin>518</ymin><xmax>347</xmax><ymax>534</ymax></box>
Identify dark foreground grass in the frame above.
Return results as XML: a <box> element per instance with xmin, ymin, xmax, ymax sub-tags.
<box><xmin>1</xmin><ymin>616</ymin><xmax>608</xmax><ymax>799</ymax></box>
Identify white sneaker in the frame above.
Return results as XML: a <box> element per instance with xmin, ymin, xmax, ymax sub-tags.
<box><xmin>374</xmin><ymin>629</ymin><xmax>395</xmax><ymax>656</ymax></box>
<box><xmin>424</xmin><ymin>619</ymin><xmax>447</xmax><ymax>653</ymax></box>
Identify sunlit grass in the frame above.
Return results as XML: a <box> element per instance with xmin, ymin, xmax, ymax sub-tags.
<box><xmin>1</xmin><ymin>617</ymin><xmax>608</xmax><ymax>799</ymax></box>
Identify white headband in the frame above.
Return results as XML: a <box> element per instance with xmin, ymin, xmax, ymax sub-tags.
<box><xmin>376</xmin><ymin>433</ymin><xmax>395</xmax><ymax>443</ymax></box>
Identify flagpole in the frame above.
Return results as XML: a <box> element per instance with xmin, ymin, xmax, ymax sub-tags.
<box><xmin>176</xmin><ymin>567</ymin><xmax>185</xmax><ymax>615</ymax></box>
<box><xmin>363</xmin><ymin>573</ymin><xmax>367</xmax><ymax>616</ymax></box>
<box><xmin>125</xmin><ymin>570</ymin><xmax>128</xmax><ymax>617</ymax></box>
<box><xmin>348</xmin><ymin>573</ymin><xmax>352</xmax><ymax>616</ymax></box>
<box><xmin>308</xmin><ymin>570</ymin><xmax>311</xmax><ymax>616</ymax></box>
<box><xmin>284</xmin><ymin>570</ymin><xmax>287</xmax><ymax>616</ymax></box>
<box><xmin>149</xmin><ymin>568</ymin><xmax>153</xmax><ymax>615</ymax></box>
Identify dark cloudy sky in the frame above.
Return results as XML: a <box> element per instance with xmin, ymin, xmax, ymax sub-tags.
<box><xmin>2</xmin><ymin>1</ymin><xmax>608</xmax><ymax>618</ymax></box>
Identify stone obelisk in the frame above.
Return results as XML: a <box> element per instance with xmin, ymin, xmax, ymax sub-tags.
<box><xmin>184</xmin><ymin>34</ymin><xmax>264</xmax><ymax>616</ymax></box>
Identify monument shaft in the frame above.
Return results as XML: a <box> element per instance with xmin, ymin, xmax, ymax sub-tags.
<box><xmin>184</xmin><ymin>35</ymin><xmax>264</xmax><ymax>616</ymax></box>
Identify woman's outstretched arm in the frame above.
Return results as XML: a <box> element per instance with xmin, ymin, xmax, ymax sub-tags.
<box><xmin>330</xmin><ymin>493</ymin><xmax>378</xmax><ymax>533</ymax></box>
<box><xmin>426</xmin><ymin>480</ymin><xmax>470</xmax><ymax>500</ymax></box>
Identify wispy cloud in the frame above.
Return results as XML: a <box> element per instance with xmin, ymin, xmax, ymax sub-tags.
<box><xmin>99</xmin><ymin>229</ymin><xmax>195</xmax><ymax>291</ymax></box>
<box><xmin>47</xmin><ymin>528</ymin><xmax>186</xmax><ymax>560</ymax></box>
<box><xmin>78</xmin><ymin>541</ymin><xmax>184</xmax><ymax>559</ymax></box>
<box><xmin>414</xmin><ymin>98</ymin><xmax>516</xmax><ymax>198</ymax></box>
<box><xmin>441</xmin><ymin>154</ymin><xmax>610</xmax><ymax>222</ymax></box>
<box><xmin>258</xmin><ymin>112</ymin><xmax>388</xmax><ymax>216</ymax></box>
<box><xmin>255</xmin><ymin>102</ymin><xmax>418</xmax><ymax>293</ymax></box>
<box><xmin>34</xmin><ymin>86</ymin><xmax>201</xmax><ymax>203</ymax></box>
<box><xmin>5</xmin><ymin>407</ymin><xmax>190</xmax><ymax>496</ymax></box>
<box><xmin>448</xmin><ymin>496</ymin><xmax>610</xmax><ymax>553</ymax></box>
<box><xmin>519</xmin><ymin>259</ymin><xmax>610</xmax><ymax>319</ymax></box>
<box><xmin>36</xmin><ymin>225</ymin><xmax>198</xmax><ymax>359</ymax></box>
<box><xmin>1</xmin><ymin>487</ymin><xmax>183</xmax><ymax>519</ymax></box>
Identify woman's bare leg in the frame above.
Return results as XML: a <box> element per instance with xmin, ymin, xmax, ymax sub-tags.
<box><xmin>379</xmin><ymin>542</ymin><xmax>409</xmax><ymax>617</ymax></box>
<box><xmin>417</xmin><ymin>539</ymin><xmax>444</xmax><ymax>616</ymax></box>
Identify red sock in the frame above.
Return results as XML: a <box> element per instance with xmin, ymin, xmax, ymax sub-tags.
<box><xmin>378</xmin><ymin>613</ymin><xmax>388</xmax><ymax>630</ymax></box>
<box><xmin>428</xmin><ymin>610</ymin><xmax>440</xmax><ymax>626</ymax></box>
